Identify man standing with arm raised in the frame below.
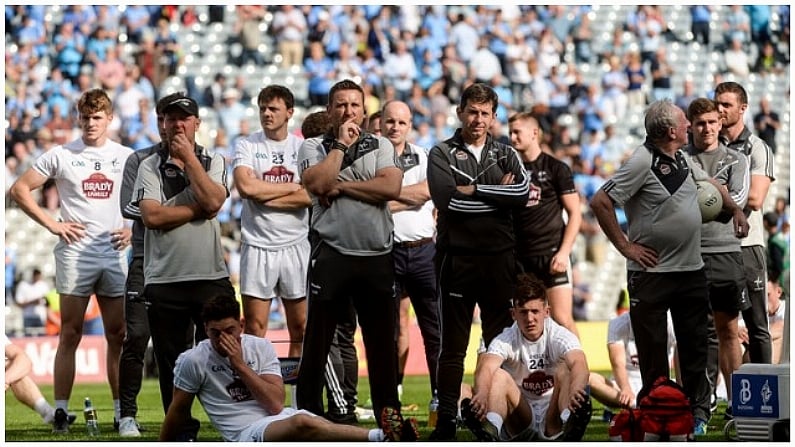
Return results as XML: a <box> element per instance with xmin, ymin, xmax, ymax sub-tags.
<box><xmin>296</xmin><ymin>79</ymin><xmax>417</xmax><ymax>440</ymax></box>
<box><xmin>132</xmin><ymin>92</ymin><xmax>235</xmax><ymax>441</ymax></box>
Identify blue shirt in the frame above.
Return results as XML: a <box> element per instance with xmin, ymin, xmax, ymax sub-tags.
<box><xmin>305</xmin><ymin>57</ymin><xmax>334</xmax><ymax>94</ymax></box>
<box><xmin>690</xmin><ymin>6</ymin><xmax>711</xmax><ymax>23</ymax></box>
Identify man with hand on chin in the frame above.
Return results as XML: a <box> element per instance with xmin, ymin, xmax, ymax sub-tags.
<box><xmin>160</xmin><ymin>294</ymin><xmax>402</xmax><ymax>442</ymax></box>
<box><xmin>297</xmin><ymin>79</ymin><xmax>417</xmax><ymax>440</ymax></box>
<box><xmin>132</xmin><ymin>92</ymin><xmax>235</xmax><ymax>441</ymax></box>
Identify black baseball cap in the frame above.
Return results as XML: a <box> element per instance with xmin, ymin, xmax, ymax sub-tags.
<box><xmin>161</xmin><ymin>93</ymin><xmax>199</xmax><ymax>117</ymax></box>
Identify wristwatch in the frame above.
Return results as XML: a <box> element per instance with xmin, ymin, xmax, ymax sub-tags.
<box><xmin>332</xmin><ymin>140</ymin><xmax>348</xmax><ymax>153</ymax></box>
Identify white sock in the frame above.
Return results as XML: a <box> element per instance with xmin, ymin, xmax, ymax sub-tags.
<box><xmin>55</xmin><ymin>400</ymin><xmax>69</xmax><ymax>411</ymax></box>
<box><xmin>727</xmin><ymin>399</ymin><xmax>732</xmax><ymax>409</ymax></box>
<box><xmin>368</xmin><ymin>428</ymin><xmax>385</xmax><ymax>442</ymax></box>
<box><xmin>486</xmin><ymin>412</ymin><xmax>504</xmax><ymax>433</ymax></box>
<box><xmin>34</xmin><ymin>398</ymin><xmax>54</xmax><ymax>420</ymax></box>
<box><xmin>114</xmin><ymin>399</ymin><xmax>121</xmax><ymax>421</ymax></box>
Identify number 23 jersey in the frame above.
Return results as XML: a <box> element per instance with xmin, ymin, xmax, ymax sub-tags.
<box><xmin>486</xmin><ymin>318</ymin><xmax>582</xmax><ymax>402</ymax></box>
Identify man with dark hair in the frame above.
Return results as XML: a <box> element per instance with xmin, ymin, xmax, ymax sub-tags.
<box><xmin>10</xmin><ymin>88</ymin><xmax>133</xmax><ymax>434</ymax></box>
<box><xmin>160</xmin><ymin>294</ymin><xmax>407</xmax><ymax>442</ymax></box>
<box><xmin>233</xmin><ymin>85</ymin><xmax>311</xmax><ymax>358</ymax></box>
<box><xmin>296</xmin><ymin>79</ymin><xmax>417</xmax><ymax>440</ymax></box>
<box><xmin>300</xmin><ymin>107</ymin><xmax>359</xmax><ymax>425</ymax></box>
<box><xmin>301</xmin><ymin>110</ymin><xmax>330</xmax><ymax>139</ymax></box>
<box><xmin>365</xmin><ymin>110</ymin><xmax>382</xmax><ymax>136</ymax></box>
<box><xmin>460</xmin><ymin>274</ymin><xmax>592</xmax><ymax>442</ymax></box>
<box><xmin>427</xmin><ymin>82</ymin><xmax>530</xmax><ymax>440</ymax></box>
<box><xmin>714</xmin><ymin>81</ymin><xmax>776</xmax><ymax>365</ymax></box>
<box><xmin>684</xmin><ymin>97</ymin><xmax>750</xmax><ymax>421</ymax></box>
<box><xmin>132</xmin><ymin>92</ymin><xmax>235</xmax><ymax>441</ymax></box>
<box><xmin>590</xmin><ymin>99</ymin><xmax>747</xmax><ymax>438</ymax></box>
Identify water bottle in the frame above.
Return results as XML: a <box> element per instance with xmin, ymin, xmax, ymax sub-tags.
<box><xmin>84</xmin><ymin>397</ymin><xmax>100</xmax><ymax>436</ymax></box>
<box><xmin>427</xmin><ymin>391</ymin><xmax>439</xmax><ymax>428</ymax></box>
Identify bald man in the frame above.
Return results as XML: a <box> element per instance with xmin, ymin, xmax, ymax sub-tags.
<box><xmin>383</xmin><ymin>100</ymin><xmax>441</xmax><ymax>400</ymax></box>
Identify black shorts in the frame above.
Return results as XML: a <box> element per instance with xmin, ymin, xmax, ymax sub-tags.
<box><xmin>517</xmin><ymin>255</ymin><xmax>569</xmax><ymax>288</ymax></box>
<box><xmin>703</xmin><ymin>252</ymin><xmax>751</xmax><ymax>314</ymax></box>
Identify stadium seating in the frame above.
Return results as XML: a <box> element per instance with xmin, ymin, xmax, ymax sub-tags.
<box><xmin>4</xmin><ymin>5</ymin><xmax>789</xmax><ymax>321</ymax></box>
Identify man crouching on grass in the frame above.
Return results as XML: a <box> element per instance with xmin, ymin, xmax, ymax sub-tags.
<box><xmin>460</xmin><ymin>274</ymin><xmax>592</xmax><ymax>441</ymax></box>
<box><xmin>160</xmin><ymin>294</ymin><xmax>417</xmax><ymax>442</ymax></box>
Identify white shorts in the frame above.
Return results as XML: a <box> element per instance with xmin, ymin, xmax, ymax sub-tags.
<box><xmin>239</xmin><ymin>240</ymin><xmax>309</xmax><ymax>300</ymax></box>
<box><xmin>237</xmin><ymin>407</ymin><xmax>314</xmax><ymax>442</ymax></box>
<box><xmin>503</xmin><ymin>398</ymin><xmax>562</xmax><ymax>441</ymax></box>
<box><xmin>55</xmin><ymin>254</ymin><xmax>128</xmax><ymax>297</ymax></box>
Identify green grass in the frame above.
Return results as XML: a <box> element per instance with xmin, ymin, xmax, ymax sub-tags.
<box><xmin>5</xmin><ymin>375</ymin><xmax>733</xmax><ymax>442</ymax></box>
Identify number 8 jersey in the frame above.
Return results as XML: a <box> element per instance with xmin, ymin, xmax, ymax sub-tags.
<box><xmin>32</xmin><ymin>138</ymin><xmax>133</xmax><ymax>257</ymax></box>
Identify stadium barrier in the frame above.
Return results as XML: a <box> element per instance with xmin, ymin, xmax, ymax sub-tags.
<box><xmin>14</xmin><ymin>321</ymin><xmax>611</xmax><ymax>384</ymax></box>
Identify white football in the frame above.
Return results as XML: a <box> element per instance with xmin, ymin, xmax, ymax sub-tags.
<box><xmin>696</xmin><ymin>180</ymin><xmax>723</xmax><ymax>223</ymax></box>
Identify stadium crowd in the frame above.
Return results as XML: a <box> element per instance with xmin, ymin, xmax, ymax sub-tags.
<box><xmin>3</xmin><ymin>3</ymin><xmax>790</xmax><ymax>442</ymax></box>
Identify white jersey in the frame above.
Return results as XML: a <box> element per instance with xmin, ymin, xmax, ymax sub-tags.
<box><xmin>393</xmin><ymin>143</ymin><xmax>436</xmax><ymax>242</ymax></box>
<box><xmin>32</xmin><ymin>138</ymin><xmax>133</xmax><ymax>258</ymax></box>
<box><xmin>739</xmin><ymin>300</ymin><xmax>785</xmax><ymax>328</ymax></box>
<box><xmin>233</xmin><ymin>131</ymin><xmax>308</xmax><ymax>249</ymax></box>
<box><xmin>607</xmin><ymin>312</ymin><xmax>676</xmax><ymax>391</ymax></box>
<box><xmin>172</xmin><ymin>334</ymin><xmax>283</xmax><ymax>442</ymax></box>
<box><xmin>487</xmin><ymin>318</ymin><xmax>582</xmax><ymax>403</ymax></box>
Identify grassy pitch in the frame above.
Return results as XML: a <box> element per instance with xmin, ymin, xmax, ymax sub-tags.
<box><xmin>5</xmin><ymin>375</ymin><xmax>731</xmax><ymax>442</ymax></box>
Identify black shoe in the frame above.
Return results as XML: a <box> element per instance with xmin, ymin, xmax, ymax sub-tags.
<box><xmin>428</xmin><ymin>417</ymin><xmax>457</xmax><ymax>441</ymax></box>
<box><xmin>461</xmin><ymin>398</ymin><xmax>499</xmax><ymax>441</ymax></box>
<box><xmin>561</xmin><ymin>396</ymin><xmax>592</xmax><ymax>442</ymax></box>
<box><xmin>724</xmin><ymin>406</ymin><xmax>734</xmax><ymax>420</ymax></box>
<box><xmin>401</xmin><ymin>417</ymin><xmax>420</xmax><ymax>442</ymax></box>
<box><xmin>52</xmin><ymin>408</ymin><xmax>69</xmax><ymax>434</ymax></box>
<box><xmin>175</xmin><ymin>418</ymin><xmax>200</xmax><ymax>442</ymax></box>
<box><xmin>324</xmin><ymin>411</ymin><xmax>359</xmax><ymax>425</ymax></box>
<box><xmin>67</xmin><ymin>413</ymin><xmax>77</xmax><ymax>425</ymax></box>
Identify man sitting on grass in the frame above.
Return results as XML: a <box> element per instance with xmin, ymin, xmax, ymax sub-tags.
<box><xmin>160</xmin><ymin>294</ymin><xmax>418</xmax><ymax>442</ymax></box>
<box><xmin>460</xmin><ymin>274</ymin><xmax>592</xmax><ymax>441</ymax></box>
<box><xmin>5</xmin><ymin>335</ymin><xmax>76</xmax><ymax>427</ymax></box>
<box><xmin>588</xmin><ymin>311</ymin><xmax>677</xmax><ymax>410</ymax></box>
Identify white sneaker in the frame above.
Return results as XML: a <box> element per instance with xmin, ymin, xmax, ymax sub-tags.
<box><xmin>118</xmin><ymin>416</ymin><xmax>141</xmax><ymax>437</ymax></box>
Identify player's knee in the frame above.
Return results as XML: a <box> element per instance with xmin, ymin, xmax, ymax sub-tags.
<box><xmin>245</xmin><ymin>318</ymin><xmax>268</xmax><ymax>336</ymax></box>
<box><xmin>291</xmin><ymin>413</ymin><xmax>325</xmax><ymax>434</ymax></box>
<box><xmin>286</xmin><ymin>320</ymin><xmax>306</xmax><ymax>339</ymax></box>
<box><xmin>58</xmin><ymin>326</ymin><xmax>84</xmax><ymax>347</ymax></box>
